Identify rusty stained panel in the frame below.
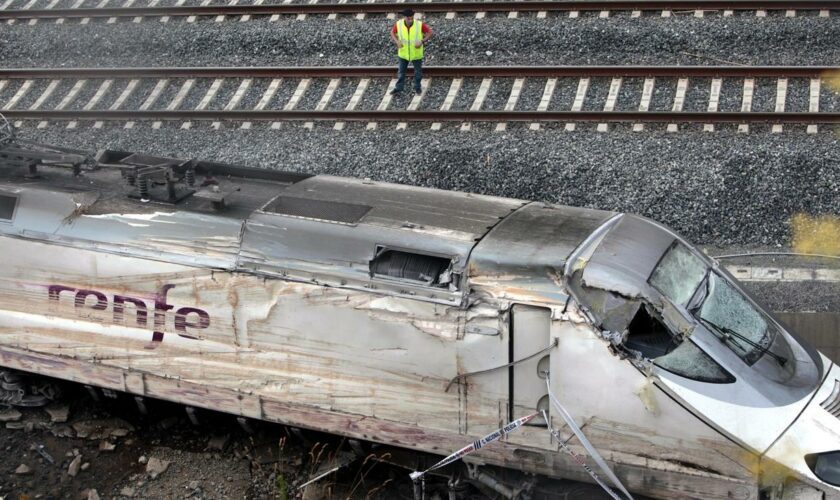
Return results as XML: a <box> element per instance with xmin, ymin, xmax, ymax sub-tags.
<box><xmin>0</xmin><ymin>337</ymin><xmax>758</xmax><ymax>500</ymax></box>
<box><xmin>0</xmin><ymin>235</ymin><xmax>471</xmax><ymax>431</ymax></box>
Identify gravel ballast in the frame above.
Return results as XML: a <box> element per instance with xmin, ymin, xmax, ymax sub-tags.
<box><xmin>1</xmin><ymin>16</ymin><xmax>840</xmax><ymax>67</ymax></box>
<box><xmin>17</xmin><ymin>124</ymin><xmax>840</xmax><ymax>249</ymax></box>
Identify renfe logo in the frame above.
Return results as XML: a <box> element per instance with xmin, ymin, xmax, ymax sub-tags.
<box><xmin>48</xmin><ymin>284</ymin><xmax>210</xmax><ymax>343</ymax></box>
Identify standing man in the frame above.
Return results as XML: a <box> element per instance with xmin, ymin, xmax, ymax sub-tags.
<box><xmin>390</xmin><ymin>9</ymin><xmax>432</xmax><ymax>94</ymax></box>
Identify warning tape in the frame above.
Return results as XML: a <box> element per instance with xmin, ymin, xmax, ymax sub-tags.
<box><xmin>545</xmin><ymin>377</ymin><xmax>634</xmax><ymax>500</ymax></box>
<box><xmin>542</xmin><ymin>409</ymin><xmax>623</xmax><ymax>500</ymax></box>
<box><xmin>409</xmin><ymin>412</ymin><xmax>538</xmax><ymax>482</ymax></box>
<box><xmin>413</xmin><ymin>338</ymin><xmax>632</xmax><ymax>499</ymax></box>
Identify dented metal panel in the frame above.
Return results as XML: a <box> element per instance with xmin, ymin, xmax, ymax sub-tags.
<box><xmin>240</xmin><ymin>211</ymin><xmax>472</xmax><ymax>305</ymax></box>
<box><xmin>59</xmin><ymin>211</ymin><xmax>244</xmax><ymax>269</ymax></box>
<box><xmin>580</xmin><ymin>214</ymin><xmax>674</xmax><ymax>299</ymax></box>
<box><xmin>280</xmin><ymin>176</ymin><xmax>523</xmax><ymax>241</ymax></box>
<box><xmin>469</xmin><ymin>203</ymin><xmax>614</xmax><ymax>303</ymax></box>
<box><xmin>0</xmin><ymin>183</ymin><xmax>99</xmax><ymax>235</ymax></box>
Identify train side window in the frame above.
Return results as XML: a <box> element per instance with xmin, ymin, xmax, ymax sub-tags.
<box><xmin>370</xmin><ymin>247</ymin><xmax>458</xmax><ymax>289</ymax></box>
<box><xmin>0</xmin><ymin>194</ymin><xmax>17</xmax><ymax>222</ymax></box>
<box><xmin>626</xmin><ymin>305</ymin><xmax>735</xmax><ymax>384</ymax></box>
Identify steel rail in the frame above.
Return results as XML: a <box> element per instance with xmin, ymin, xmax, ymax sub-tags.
<box><xmin>0</xmin><ymin>66</ymin><xmax>836</xmax><ymax>79</ymax></box>
<box><xmin>1</xmin><ymin>110</ymin><xmax>838</xmax><ymax>123</ymax></box>
<box><xmin>1</xmin><ymin>0</ymin><xmax>838</xmax><ymax>19</ymax></box>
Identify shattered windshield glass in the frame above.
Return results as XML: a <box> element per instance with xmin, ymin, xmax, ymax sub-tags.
<box><xmin>696</xmin><ymin>273</ymin><xmax>776</xmax><ymax>366</ymax></box>
<box><xmin>649</xmin><ymin>242</ymin><xmax>708</xmax><ymax>306</ymax></box>
<box><xmin>655</xmin><ymin>340</ymin><xmax>734</xmax><ymax>383</ymax></box>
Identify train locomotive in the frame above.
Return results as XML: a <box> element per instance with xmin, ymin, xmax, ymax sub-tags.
<box><xmin>0</xmin><ymin>132</ymin><xmax>837</xmax><ymax>499</ymax></box>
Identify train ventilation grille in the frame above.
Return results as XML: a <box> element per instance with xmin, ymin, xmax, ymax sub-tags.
<box><xmin>820</xmin><ymin>380</ymin><xmax>840</xmax><ymax>418</ymax></box>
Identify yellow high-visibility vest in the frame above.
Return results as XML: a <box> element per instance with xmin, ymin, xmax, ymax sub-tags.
<box><xmin>396</xmin><ymin>20</ymin><xmax>424</xmax><ymax>61</ymax></box>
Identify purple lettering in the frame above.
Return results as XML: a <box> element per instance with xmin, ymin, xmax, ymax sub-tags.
<box><xmin>46</xmin><ymin>282</ymin><xmax>209</xmax><ymax>344</ymax></box>
<box><xmin>113</xmin><ymin>295</ymin><xmax>149</xmax><ymax>328</ymax></box>
<box><xmin>152</xmin><ymin>284</ymin><xmax>175</xmax><ymax>343</ymax></box>
<box><xmin>48</xmin><ymin>285</ymin><xmax>76</xmax><ymax>301</ymax></box>
<box><xmin>174</xmin><ymin>307</ymin><xmax>210</xmax><ymax>339</ymax></box>
<box><xmin>74</xmin><ymin>289</ymin><xmax>108</xmax><ymax>311</ymax></box>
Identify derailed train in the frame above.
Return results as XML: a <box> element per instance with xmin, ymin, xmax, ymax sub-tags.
<box><xmin>0</xmin><ymin>137</ymin><xmax>838</xmax><ymax>499</ymax></box>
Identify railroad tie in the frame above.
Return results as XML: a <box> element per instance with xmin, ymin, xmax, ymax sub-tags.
<box><xmin>565</xmin><ymin>78</ymin><xmax>589</xmax><ymax>132</ymax></box>
<box><xmin>495</xmin><ymin>78</ymin><xmax>524</xmax><ymax>132</ymax></box>
<box><xmin>738</xmin><ymin>78</ymin><xmax>754</xmax><ymax>134</ymax></box>
<box><xmin>367</xmin><ymin>79</ymin><xmax>397</xmax><ymax>131</ymax></box>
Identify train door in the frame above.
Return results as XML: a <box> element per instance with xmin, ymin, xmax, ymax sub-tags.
<box><xmin>510</xmin><ymin>304</ymin><xmax>551</xmax><ymax>423</ymax></box>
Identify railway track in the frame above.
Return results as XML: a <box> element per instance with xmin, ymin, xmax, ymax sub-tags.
<box><xmin>1</xmin><ymin>0</ymin><xmax>838</xmax><ymax>23</ymax></box>
<box><xmin>1</xmin><ymin>66</ymin><xmax>838</xmax><ymax>132</ymax></box>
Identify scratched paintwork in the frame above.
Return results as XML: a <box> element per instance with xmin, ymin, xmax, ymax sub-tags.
<box><xmin>0</xmin><ymin>149</ymin><xmax>826</xmax><ymax>499</ymax></box>
<box><xmin>0</xmin><ymin>226</ymin><xmax>757</xmax><ymax>499</ymax></box>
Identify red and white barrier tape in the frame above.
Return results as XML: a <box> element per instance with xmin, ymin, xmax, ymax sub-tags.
<box><xmin>407</xmin><ymin>384</ymin><xmax>633</xmax><ymax>499</ymax></box>
<box><xmin>409</xmin><ymin>412</ymin><xmax>538</xmax><ymax>482</ymax></box>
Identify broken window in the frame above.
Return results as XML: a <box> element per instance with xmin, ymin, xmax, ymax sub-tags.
<box><xmin>626</xmin><ymin>305</ymin><xmax>734</xmax><ymax>384</ymax></box>
<box><xmin>625</xmin><ymin>306</ymin><xmax>680</xmax><ymax>359</ymax></box>
<box><xmin>696</xmin><ymin>272</ymin><xmax>773</xmax><ymax>366</ymax></box>
<box><xmin>0</xmin><ymin>194</ymin><xmax>16</xmax><ymax>221</ymax></box>
<box><xmin>655</xmin><ymin>340</ymin><xmax>735</xmax><ymax>384</ymax></box>
<box><xmin>370</xmin><ymin>248</ymin><xmax>456</xmax><ymax>289</ymax></box>
<box><xmin>649</xmin><ymin>241</ymin><xmax>708</xmax><ymax>306</ymax></box>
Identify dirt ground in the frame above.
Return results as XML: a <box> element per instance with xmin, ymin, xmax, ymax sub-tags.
<box><xmin>0</xmin><ymin>379</ymin><xmax>411</xmax><ymax>500</ymax></box>
<box><xmin>0</xmin><ymin>374</ymin><xmax>612</xmax><ymax>500</ymax></box>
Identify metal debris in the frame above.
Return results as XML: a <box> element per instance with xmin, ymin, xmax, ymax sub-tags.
<box><xmin>35</xmin><ymin>443</ymin><xmax>55</xmax><ymax>465</ymax></box>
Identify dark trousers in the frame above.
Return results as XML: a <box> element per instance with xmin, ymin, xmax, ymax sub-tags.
<box><xmin>395</xmin><ymin>58</ymin><xmax>423</xmax><ymax>91</ymax></box>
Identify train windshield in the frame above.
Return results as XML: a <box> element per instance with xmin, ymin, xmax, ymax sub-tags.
<box><xmin>649</xmin><ymin>241</ymin><xmax>792</xmax><ymax>373</ymax></box>
<box><xmin>693</xmin><ymin>273</ymin><xmax>783</xmax><ymax>366</ymax></box>
<box><xmin>649</xmin><ymin>242</ymin><xmax>707</xmax><ymax>306</ymax></box>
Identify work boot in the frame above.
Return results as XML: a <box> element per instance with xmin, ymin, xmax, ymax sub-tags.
<box><xmin>390</xmin><ymin>88</ymin><xmax>401</xmax><ymax>95</ymax></box>
<box><xmin>413</xmin><ymin>86</ymin><xmax>422</xmax><ymax>94</ymax></box>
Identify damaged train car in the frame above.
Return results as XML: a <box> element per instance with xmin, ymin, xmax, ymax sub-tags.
<box><xmin>0</xmin><ymin>137</ymin><xmax>838</xmax><ymax>499</ymax></box>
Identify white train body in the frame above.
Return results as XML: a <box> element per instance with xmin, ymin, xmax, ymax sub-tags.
<box><xmin>0</xmin><ymin>144</ymin><xmax>837</xmax><ymax>499</ymax></box>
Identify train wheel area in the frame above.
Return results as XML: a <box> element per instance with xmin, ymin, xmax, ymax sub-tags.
<box><xmin>0</xmin><ymin>369</ymin><xmax>625</xmax><ymax>499</ymax></box>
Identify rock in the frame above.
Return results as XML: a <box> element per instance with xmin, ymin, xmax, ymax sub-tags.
<box><xmin>157</xmin><ymin>416</ymin><xmax>179</xmax><ymax>430</ymax></box>
<box><xmin>15</xmin><ymin>463</ymin><xmax>31</xmax><ymax>475</ymax></box>
<box><xmin>45</xmin><ymin>404</ymin><xmax>70</xmax><ymax>423</ymax></box>
<box><xmin>302</xmin><ymin>483</ymin><xmax>329</xmax><ymax>500</ymax></box>
<box><xmin>189</xmin><ymin>480</ymin><xmax>199</xmax><ymax>490</ymax></box>
<box><xmin>87</xmin><ymin>489</ymin><xmax>100</xmax><ymax>500</ymax></box>
<box><xmin>138</xmin><ymin>455</ymin><xmax>148</xmax><ymax>465</ymax></box>
<box><xmin>72</xmin><ymin>418</ymin><xmax>135</xmax><ymax>440</ymax></box>
<box><xmin>67</xmin><ymin>455</ymin><xmax>82</xmax><ymax>477</ymax></box>
<box><xmin>6</xmin><ymin>421</ymin><xmax>27</xmax><ymax>430</ymax></box>
<box><xmin>119</xmin><ymin>486</ymin><xmax>135</xmax><ymax>498</ymax></box>
<box><xmin>206</xmin><ymin>435</ymin><xmax>229</xmax><ymax>451</ymax></box>
<box><xmin>51</xmin><ymin>425</ymin><xmax>75</xmax><ymax>438</ymax></box>
<box><xmin>81</xmin><ymin>462</ymin><xmax>90</xmax><ymax>471</ymax></box>
<box><xmin>0</xmin><ymin>408</ymin><xmax>22</xmax><ymax>422</ymax></box>
<box><xmin>146</xmin><ymin>457</ymin><xmax>170</xmax><ymax>479</ymax></box>
<box><xmin>98</xmin><ymin>441</ymin><xmax>116</xmax><ymax>452</ymax></box>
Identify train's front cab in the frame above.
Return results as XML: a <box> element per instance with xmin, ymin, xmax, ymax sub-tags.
<box><xmin>564</xmin><ymin>213</ymin><xmax>840</xmax><ymax>498</ymax></box>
